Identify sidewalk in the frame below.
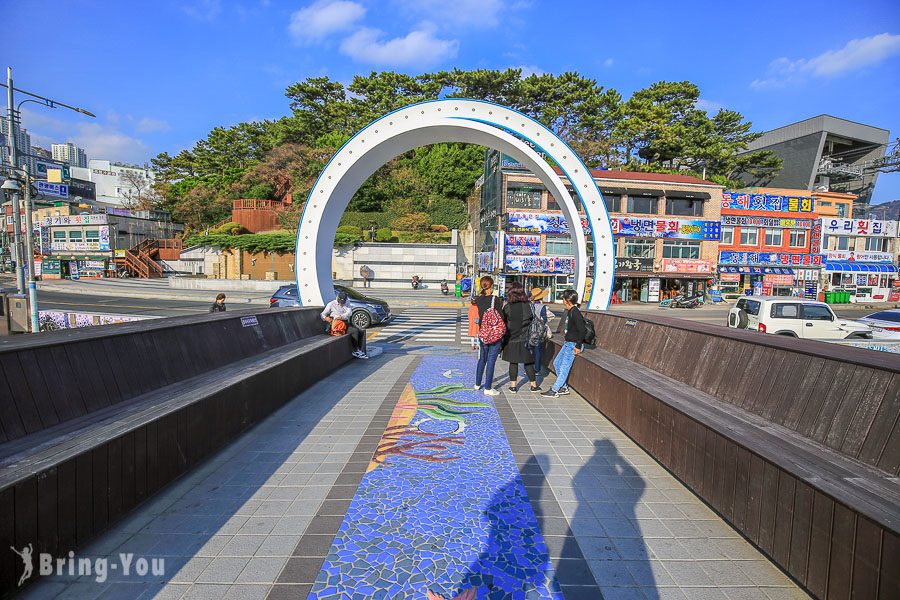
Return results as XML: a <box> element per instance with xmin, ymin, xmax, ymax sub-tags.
<box><xmin>19</xmin><ymin>345</ymin><xmax>805</xmax><ymax>600</ymax></box>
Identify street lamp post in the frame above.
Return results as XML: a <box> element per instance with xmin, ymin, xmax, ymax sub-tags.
<box><xmin>3</xmin><ymin>66</ymin><xmax>95</xmax><ymax>333</ymax></box>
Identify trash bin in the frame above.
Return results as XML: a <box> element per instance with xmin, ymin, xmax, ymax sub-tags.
<box><xmin>817</xmin><ymin>292</ymin><xmax>825</xmax><ymax>302</ymax></box>
<box><xmin>842</xmin><ymin>291</ymin><xmax>851</xmax><ymax>304</ymax></box>
<box><xmin>454</xmin><ymin>284</ymin><xmax>462</xmax><ymax>297</ymax></box>
<box><xmin>824</xmin><ymin>292</ymin><xmax>834</xmax><ymax>304</ymax></box>
<box><xmin>460</xmin><ymin>278</ymin><xmax>472</xmax><ymax>293</ymax></box>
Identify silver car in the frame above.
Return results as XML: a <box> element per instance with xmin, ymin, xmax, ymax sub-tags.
<box><xmin>857</xmin><ymin>309</ymin><xmax>900</xmax><ymax>340</ymax></box>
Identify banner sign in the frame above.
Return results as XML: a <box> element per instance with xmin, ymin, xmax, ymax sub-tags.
<box><xmin>721</xmin><ymin>193</ymin><xmax>814</xmax><ymax>213</ymax></box>
<box><xmin>763</xmin><ymin>274</ymin><xmax>795</xmax><ymax>285</ymax></box>
<box><xmin>821</xmin><ymin>218</ymin><xmax>898</xmax><ymax>238</ymax></box>
<box><xmin>476</xmin><ymin>252</ymin><xmax>494</xmax><ymax>271</ymax></box>
<box><xmin>719</xmin><ymin>251</ymin><xmax>823</xmax><ymax>266</ymax></box>
<box><xmin>615</xmin><ymin>257</ymin><xmax>654</xmax><ymax>272</ymax></box>
<box><xmin>506</xmin><ymin>211</ymin><xmax>589</xmax><ymax>234</ymax></box>
<box><xmin>66</xmin><ymin>178</ymin><xmax>97</xmax><ymax>200</ymax></box>
<box><xmin>505</xmin><ymin>255</ymin><xmax>576</xmax><ymax>274</ymax></box>
<box><xmin>611</xmin><ymin>217</ymin><xmax>720</xmax><ymax>240</ymax></box>
<box><xmin>36</xmin><ymin>181</ymin><xmax>69</xmax><ymax>199</ymax></box>
<box><xmin>35</xmin><ymin>160</ymin><xmax>70</xmax><ymax>180</ymax></box>
<box><xmin>810</xmin><ymin>220</ymin><xmax>822</xmax><ymax>254</ymax></box>
<box><xmin>659</xmin><ymin>259</ymin><xmax>713</xmax><ymax>273</ymax></box>
<box><xmin>42</xmin><ymin>214</ymin><xmax>108</xmax><ymax>226</ymax></box>
<box><xmin>505</xmin><ymin>234</ymin><xmax>541</xmax><ymax>255</ymax></box>
<box><xmin>719</xmin><ymin>273</ymin><xmax>741</xmax><ymax>282</ymax></box>
<box><xmin>721</xmin><ymin>215</ymin><xmax>814</xmax><ymax>229</ymax></box>
<box><xmin>51</xmin><ymin>241</ymin><xmax>110</xmax><ymax>252</ymax></box>
<box><xmin>823</xmin><ymin>250</ymin><xmax>893</xmax><ymax>263</ymax></box>
<box><xmin>719</xmin><ymin>265</ymin><xmax>796</xmax><ymax>274</ymax></box>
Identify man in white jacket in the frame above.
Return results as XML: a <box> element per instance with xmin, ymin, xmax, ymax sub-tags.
<box><xmin>321</xmin><ymin>291</ymin><xmax>369</xmax><ymax>359</ymax></box>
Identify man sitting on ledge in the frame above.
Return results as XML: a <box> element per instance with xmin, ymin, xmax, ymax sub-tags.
<box><xmin>321</xmin><ymin>291</ymin><xmax>369</xmax><ymax>359</ymax></box>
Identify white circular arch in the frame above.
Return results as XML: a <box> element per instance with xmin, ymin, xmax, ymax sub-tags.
<box><xmin>295</xmin><ymin>99</ymin><xmax>615</xmax><ymax>310</ymax></box>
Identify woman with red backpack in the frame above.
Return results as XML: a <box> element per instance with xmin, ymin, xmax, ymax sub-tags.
<box><xmin>473</xmin><ymin>275</ymin><xmax>506</xmax><ymax>396</ymax></box>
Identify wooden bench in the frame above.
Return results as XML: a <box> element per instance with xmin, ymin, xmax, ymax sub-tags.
<box><xmin>0</xmin><ymin>308</ymin><xmax>351</xmax><ymax>595</ymax></box>
<box><xmin>553</xmin><ymin>312</ymin><xmax>899</xmax><ymax>600</ymax></box>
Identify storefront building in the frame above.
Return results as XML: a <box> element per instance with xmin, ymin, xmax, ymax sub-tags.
<box><xmin>820</xmin><ymin>217</ymin><xmax>899</xmax><ymax>302</ymax></box>
<box><xmin>476</xmin><ymin>150</ymin><xmax>724</xmax><ymax>302</ymax></box>
<box><xmin>717</xmin><ymin>192</ymin><xmax>823</xmax><ymax>298</ymax></box>
<box><xmin>40</xmin><ymin>214</ymin><xmax>114</xmax><ymax>279</ymax></box>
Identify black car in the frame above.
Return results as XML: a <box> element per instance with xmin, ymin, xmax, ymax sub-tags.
<box><xmin>269</xmin><ymin>284</ymin><xmax>392</xmax><ymax>329</ymax></box>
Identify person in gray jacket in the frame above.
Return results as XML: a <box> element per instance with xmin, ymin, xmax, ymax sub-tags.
<box><xmin>321</xmin><ymin>291</ymin><xmax>368</xmax><ymax>359</ymax></box>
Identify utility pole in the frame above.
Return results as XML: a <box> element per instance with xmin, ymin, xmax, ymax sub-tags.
<box><xmin>6</xmin><ymin>67</ymin><xmax>25</xmax><ymax>295</ymax></box>
<box><xmin>23</xmin><ymin>163</ymin><xmax>39</xmax><ymax>333</ymax></box>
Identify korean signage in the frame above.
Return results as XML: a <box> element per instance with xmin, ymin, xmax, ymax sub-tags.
<box><xmin>615</xmin><ymin>257</ymin><xmax>654</xmax><ymax>272</ymax></box>
<box><xmin>611</xmin><ymin>217</ymin><xmax>720</xmax><ymax>240</ymax></box>
<box><xmin>719</xmin><ymin>251</ymin><xmax>823</xmax><ymax>267</ymax></box>
<box><xmin>823</xmin><ymin>250</ymin><xmax>893</xmax><ymax>263</ymax></box>
<box><xmin>721</xmin><ymin>193</ymin><xmax>815</xmax><ymax>213</ymax></box>
<box><xmin>51</xmin><ymin>240</ymin><xmax>110</xmax><ymax>252</ymax></box>
<box><xmin>35</xmin><ymin>160</ymin><xmax>69</xmax><ymax>180</ymax></box>
<box><xmin>505</xmin><ymin>255</ymin><xmax>576</xmax><ymax>275</ymax></box>
<box><xmin>507</xmin><ymin>211</ymin><xmax>590</xmax><ymax>235</ymax></box>
<box><xmin>721</xmin><ymin>215</ymin><xmax>814</xmax><ymax>229</ymax></box>
<box><xmin>66</xmin><ymin>178</ymin><xmax>97</xmax><ymax>200</ymax></box>
<box><xmin>42</xmin><ymin>214</ymin><xmax>108</xmax><ymax>226</ymax></box>
<box><xmin>36</xmin><ymin>181</ymin><xmax>69</xmax><ymax>199</ymax></box>
<box><xmin>659</xmin><ymin>259</ymin><xmax>713</xmax><ymax>273</ymax></box>
<box><xmin>810</xmin><ymin>220</ymin><xmax>822</xmax><ymax>254</ymax></box>
<box><xmin>821</xmin><ymin>218</ymin><xmax>898</xmax><ymax>238</ymax></box>
<box><xmin>505</xmin><ymin>234</ymin><xmax>541</xmax><ymax>255</ymax></box>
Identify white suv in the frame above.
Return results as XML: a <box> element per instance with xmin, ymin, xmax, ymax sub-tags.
<box><xmin>728</xmin><ymin>296</ymin><xmax>872</xmax><ymax>340</ymax></box>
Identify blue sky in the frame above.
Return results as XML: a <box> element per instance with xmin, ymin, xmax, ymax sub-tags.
<box><xmin>5</xmin><ymin>0</ymin><xmax>900</xmax><ymax>203</ymax></box>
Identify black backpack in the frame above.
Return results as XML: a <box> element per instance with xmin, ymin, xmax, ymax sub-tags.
<box><xmin>582</xmin><ymin>314</ymin><xmax>596</xmax><ymax>348</ymax></box>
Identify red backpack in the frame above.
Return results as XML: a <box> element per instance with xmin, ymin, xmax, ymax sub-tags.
<box><xmin>478</xmin><ymin>296</ymin><xmax>506</xmax><ymax>344</ymax></box>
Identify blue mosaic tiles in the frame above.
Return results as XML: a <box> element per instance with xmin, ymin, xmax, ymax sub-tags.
<box><xmin>308</xmin><ymin>355</ymin><xmax>563</xmax><ymax>600</ymax></box>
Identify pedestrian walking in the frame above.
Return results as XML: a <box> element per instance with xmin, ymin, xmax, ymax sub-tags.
<box><xmin>529</xmin><ymin>287</ymin><xmax>551</xmax><ymax>379</ymax></box>
<box><xmin>360</xmin><ymin>265</ymin><xmax>372</xmax><ymax>288</ymax></box>
<box><xmin>502</xmin><ymin>281</ymin><xmax>539</xmax><ymax>393</ymax></box>
<box><xmin>209</xmin><ymin>293</ymin><xmax>226</xmax><ymax>313</ymax></box>
<box><xmin>473</xmin><ymin>275</ymin><xmax>505</xmax><ymax>396</ymax></box>
<box><xmin>321</xmin><ymin>291</ymin><xmax>369</xmax><ymax>359</ymax></box>
<box><xmin>467</xmin><ymin>298</ymin><xmax>480</xmax><ymax>351</ymax></box>
<box><xmin>542</xmin><ymin>289</ymin><xmax>586</xmax><ymax>398</ymax></box>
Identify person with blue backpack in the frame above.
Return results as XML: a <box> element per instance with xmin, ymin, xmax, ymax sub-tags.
<box><xmin>473</xmin><ymin>275</ymin><xmax>506</xmax><ymax>396</ymax></box>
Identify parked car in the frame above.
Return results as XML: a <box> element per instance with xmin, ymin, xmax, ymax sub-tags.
<box><xmin>269</xmin><ymin>284</ymin><xmax>392</xmax><ymax>329</ymax></box>
<box><xmin>856</xmin><ymin>309</ymin><xmax>900</xmax><ymax>340</ymax></box>
<box><xmin>727</xmin><ymin>296</ymin><xmax>872</xmax><ymax>340</ymax></box>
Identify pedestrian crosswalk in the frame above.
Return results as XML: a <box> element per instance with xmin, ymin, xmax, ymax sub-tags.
<box><xmin>372</xmin><ymin>308</ymin><xmax>461</xmax><ymax>345</ymax></box>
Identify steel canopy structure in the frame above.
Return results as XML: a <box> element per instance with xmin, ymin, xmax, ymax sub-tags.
<box><xmin>294</xmin><ymin>99</ymin><xmax>615</xmax><ymax>310</ymax></box>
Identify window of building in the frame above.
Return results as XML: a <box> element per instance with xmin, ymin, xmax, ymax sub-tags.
<box><xmin>764</xmin><ymin>229</ymin><xmax>783</xmax><ymax>246</ymax></box>
<box><xmin>836</xmin><ymin>204</ymin><xmax>848</xmax><ymax>218</ymax></box>
<box><xmin>545</xmin><ymin>236</ymin><xmax>573</xmax><ymax>255</ymax></box>
<box><xmin>85</xmin><ymin>230</ymin><xmax>100</xmax><ymax>240</ymax></box>
<box><xmin>662</xmin><ymin>240</ymin><xmax>701</xmax><ymax>259</ymax></box>
<box><xmin>627</xmin><ymin>196</ymin><xmax>658</xmax><ymax>215</ymax></box>
<box><xmin>739</xmin><ymin>227</ymin><xmax>758</xmax><ymax>246</ymax></box>
<box><xmin>721</xmin><ymin>226</ymin><xmax>734</xmax><ymax>245</ymax></box>
<box><xmin>789</xmin><ymin>229</ymin><xmax>807</xmax><ymax>248</ymax></box>
<box><xmin>866</xmin><ymin>237</ymin><xmax>889</xmax><ymax>252</ymax></box>
<box><xmin>602</xmin><ymin>194</ymin><xmax>621</xmax><ymax>212</ymax></box>
<box><xmin>68</xmin><ymin>230</ymin><xmax>83</xmax><ymax>240</ymax></box>
<box><xmin>506</xmin><ymin>187</ymin><xmax>542</xmax><ymax>209</ymax></box>
<box><xmin>53</xmin><ymin>231</ymin><xmax>66</xmax><ymax>240</ymax></box>
<box><xmin>625</xmin><ymin>239</ymin><xmax>655</xmax><ymax>258</ymax></box>
<box><xmin>834</xmin><ymin>235</ymin><xmax>852</xmax><ymax>250</ymax></box>
<box><xmin>665</xmin><ymin>197</ymin><xmax>703</xmax><ymax>217</ymax></box>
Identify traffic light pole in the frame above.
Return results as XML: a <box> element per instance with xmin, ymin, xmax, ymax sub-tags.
<box><xmin>23</xmin><ymin>163</ymin><xmax>39</xmax><ymax>332</ymax></box>
<box><xmin>6</xmin><ymin>67</ymin><xmax>25</xmax><ymax>295</ymax></box>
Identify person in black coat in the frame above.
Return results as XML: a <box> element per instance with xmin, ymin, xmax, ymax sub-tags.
<box><xmin>210</xmin><ymin>293</ymin><xmax>226</xmax><ymax>313</ymax></box>
<box><xmin>502</xmin><ymin>281</ymin><xmax>538</xmax><ymax>392</ymax></box>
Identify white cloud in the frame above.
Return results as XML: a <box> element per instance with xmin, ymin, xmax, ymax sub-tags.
<box><xmin>289</xmin><ymin>0</ymin><xmax>366</xmax><ymax>44</ymax></box>
<box><xmin>340</xmin><ymin>26</ymin><xmax>458</xmax><ymax>67</ymax></box>
<box><xmin>393</xmin><ymin>0</ymin><xmax>504</xmax><ymax>28</ymax></box>
<box><xmin>18</xmin><ymin>108</ymin><xmax>150</xmax><ymax>164</ymax></box>
<box><xmin>135</xmin><ymin>117</ymin><xmax>171</xmax><ymax>134</ymax></box>
<box><xmin>752</xmin><ymin>33</ymin><xmax>900</xmax><ymax>89</ymax></box>
<box><xmin>603</xmin><ymin>58</ymin><xmax>614</xmax><ymax>68</ymax></box>
<box><xmin>696</xmin><ymin>98</ymin><xmax>725</xmax><ymax>114</ymax></box>
<box><xmin>516</xmin><ymin>65</ymin><xmax>545</xmax><ymax>77</ymax></box>
<box><xmin>182</xmin><ymin>0</ymin><xmax>222</xmax><ymax>21</ymax></box>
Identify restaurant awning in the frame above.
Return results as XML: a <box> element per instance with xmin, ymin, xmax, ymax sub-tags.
<box><xmin>824</xmin><ymin>261</ymin><xmax>898</xmax><ymax>274</ymax></box>
<box><xmin>717</xmin><ymin>266</ymin><xmax>795</xmax><ymax>275</ymax></box>
<box><xmin>626</xmin><ymin>188</ymin><xmax>663</xmax><ymax>197</ymax></box>
<box><xmin>664</xmin><ymin>190</ymin><xmax>712</xmax><ymax>200</ymax></box>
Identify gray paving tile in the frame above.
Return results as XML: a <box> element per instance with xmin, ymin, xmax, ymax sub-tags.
<box><xmin>224</xmin><ymin>584</ymin><xmax>270</xmax><ymax>599</ymax></box>
<box><xmin>195</xmin><ymin>557</ymin><xmax>250</xmax><ymax>584</ymax></box>
<box><xmin>662</xmin><ymin>561</ymin><xmax>716</xmax><ymax>587</ymax></box>
<box><xmin>182</xmin><ymin>583</ymin><xmax>231</xmax><ymax>599</ymax></box>
<box><xmin>235</xmin><ymin>557</ymin><xmax>287</xmax><ymax>584</ymax></box>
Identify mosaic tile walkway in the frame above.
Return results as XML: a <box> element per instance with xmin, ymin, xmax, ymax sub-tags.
<box><xmin>18</xmin><ymin>346</ymin><xmax>807</xmax><ymax>600</ymax></box>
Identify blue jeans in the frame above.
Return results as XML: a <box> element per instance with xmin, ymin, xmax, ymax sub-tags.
<box><xmin>532</xmin><ymin>342</ymin><xmax>543</xmax><ymax>377</ymax></box>
<box><xmin>552</xmin><ymin>342</ymin><xmax>577</xmax><ymax>392</ymax></box>
<box><xmin>475</xmin><ymin>339</ymin><xmax>502</xmax><ymax>389</ymax></box>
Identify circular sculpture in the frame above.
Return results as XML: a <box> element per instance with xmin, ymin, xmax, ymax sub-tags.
<box><xmin>295</xmin><ymin>99</ymin><xmax>615</xmax><ymax>310</ymax></box>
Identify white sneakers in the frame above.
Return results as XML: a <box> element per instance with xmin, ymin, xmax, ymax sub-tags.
<box><xmin>483</xmin><ymin>388</ymin><xmax>500</xmax><ymax>396</ymax></box>
<box><xmin>352</xmin><ymin>350</ymin><xmax>370</xmax><ymax>359</ymax></box>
